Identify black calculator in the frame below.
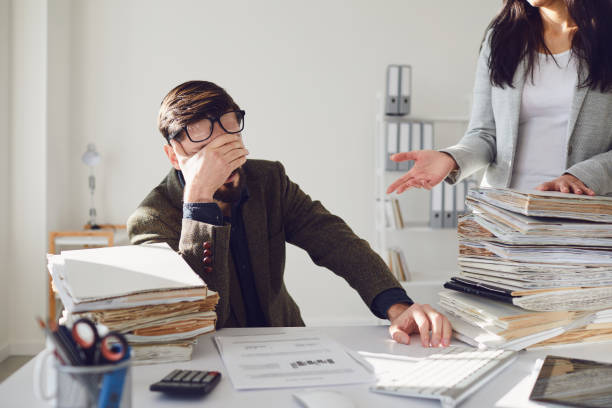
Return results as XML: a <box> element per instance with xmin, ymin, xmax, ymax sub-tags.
<box><xmin>150</xmin><ymin>369</ymin><xmax>221</xmax><ymax>396</ymax></box>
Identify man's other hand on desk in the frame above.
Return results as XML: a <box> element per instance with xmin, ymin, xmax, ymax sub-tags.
<box><xmin>387</xmin><ymin>303</ymin><xmax>452</xmax><ymax>347</ymax></box>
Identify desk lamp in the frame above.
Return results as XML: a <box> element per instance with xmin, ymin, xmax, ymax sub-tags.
<box><xmin>81</xmin><ymin>143</ymin><xmax>101</xmax><ymax>229</ymax></box>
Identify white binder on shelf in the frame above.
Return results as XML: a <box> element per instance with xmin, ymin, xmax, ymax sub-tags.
<box><xmin>398</xmin><ymin>123</ymin><xmax>411</xmax><ymax>171</ymax></box>
<box><xmin>399</xmin><ymin>65</ymin><xmax>411</xmax><ymax>115</ymax></box>
<box><xmin>384</xmin><ymin>199</ymin><xmax>395</xmax><ymax>229</ymax></box>
<box><xmin>375</xmin><ymin>198</ymin><xmax>386</xmax><ymax>231</ymax></box>
<box><xmin>443</xmin><ymin>182</ymin><xmax>455</xmax><ymax>228</ymax></box>
<box><xmin>430</xmin><ymin>183</ymin><xmax>444</xmax><ymax>228</ymax></box>
<box><xmin>410</xmin><ymin>122</ymin><xmax>421</xmax><ymax>151</ymax></box>
<box><xmin>385</xmin><ymin>65</ymin><xmax>400</xmax><ymax>115</ymax></box>
<box><xmin>386</xmin><ymin>122</ymin><xmax>399</xmax><ymax>171</ymax></box>
<box><xmin>422</xmin><ymin>122</ymin><xmax>434</xmax><ymax>150</ymax></box>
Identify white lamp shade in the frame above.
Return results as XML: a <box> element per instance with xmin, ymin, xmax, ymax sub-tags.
<box><xmin>82</xmin><ymin>143</ymin><xmax>101</xmax><ymax>167</ymax></box>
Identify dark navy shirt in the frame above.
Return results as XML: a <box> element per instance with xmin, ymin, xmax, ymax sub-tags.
<box><xmin>178</xmin><ymin>170</ymin><xmax>413</xmax><ymax>324</ymax></box>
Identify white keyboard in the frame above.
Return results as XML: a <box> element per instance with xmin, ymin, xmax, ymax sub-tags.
<box><xmin>365</xmin><ymin>346</ymin><xmax>517</xmax><ymax>408</ymax></box>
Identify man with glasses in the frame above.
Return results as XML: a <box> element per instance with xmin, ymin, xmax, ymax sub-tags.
<box><xmin>128</xmin><ymin>80</ymin><xmax>452</xmax><ymax>347</ymax></box>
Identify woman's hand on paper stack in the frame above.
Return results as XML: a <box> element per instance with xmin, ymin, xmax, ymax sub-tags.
<box><xmin>536</xmin><ymin>173</ymin><xmax>595</xmax><ymax>196</ymax></box>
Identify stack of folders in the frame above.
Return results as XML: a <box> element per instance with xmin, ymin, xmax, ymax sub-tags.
<box><xmin>47</xmin><ymin>243</ymin><xmax>219</xmax><ymax>365</ymax></box>
<box><xmin>387</xmin><ymin>247</ymin><xmax>410</xmax><ymax>282</ymax></box>
<box><xmin>439</xmin><ymin>188</ymin><xmax>612</xmax><ymax>350</ymax></box>
<box><xmin>430</xmin><ymin>179</ymin><xmax>475</xmax><ymax>229</ymax></box>
<box><xmin>385</xmin><ymin>121</ymin><xmax>433</xmax><ymax>172</ymax></box>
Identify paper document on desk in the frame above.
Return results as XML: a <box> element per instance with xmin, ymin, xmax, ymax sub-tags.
<box><xmin>214</xmin><ymin>331</ymin><xmax>375</xmax><ymax>390</ymax></box>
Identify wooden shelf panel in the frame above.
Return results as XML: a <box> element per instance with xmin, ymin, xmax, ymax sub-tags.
<box><xmin>54</xmin><ymin>236</ymin><xmax>112</xmax><ymax>246</ymax></box>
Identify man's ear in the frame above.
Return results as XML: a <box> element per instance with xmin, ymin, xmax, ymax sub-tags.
<box><xmin>163</xmin><ymin>144</ymin><xmax>181</xmax><ymax>171</ymax></box>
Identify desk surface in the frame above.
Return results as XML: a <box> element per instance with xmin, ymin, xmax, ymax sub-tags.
<box><xmin>1</xmin><ymin>325</ymin><xmax>611</xmax><ymax>407</ymax></box>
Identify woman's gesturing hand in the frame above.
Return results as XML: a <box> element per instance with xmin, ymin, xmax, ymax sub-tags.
<box><xmin>386</xmin><ymin>150</ymin><xmax>458</xmax><ymax>194</ymax></box>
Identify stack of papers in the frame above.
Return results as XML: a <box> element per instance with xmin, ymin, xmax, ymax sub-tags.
<box><xmin>440</xmin><ymin>188</ymin><xmax>612</xmax><ymax>349</ymax></box>
<box><xmin>468</xmin><ymin>188</ymin><xmax>612</xmax><ymax>222</ymax></box>
<box><xmin>439</xmin><ymin>290</ymin><xmax>595</xmax><ymax>350</ymax></box>
<box><xmin>214</xmin><ymin>331</ymin><xmax>375</xmax><ymax>389</ymax></box>
<box><xmin>48</xmin><ymin>243</ymin><xmax>219</xmax><ymax>364</ymax></box>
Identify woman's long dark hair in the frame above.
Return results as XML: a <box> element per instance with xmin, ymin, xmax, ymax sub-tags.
<box><xmin>487</xmin><ymin>0</ymin><xmax>612</xmax><ymax>92</ymax></box>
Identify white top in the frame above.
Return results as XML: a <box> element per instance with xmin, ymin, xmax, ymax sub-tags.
<box><xmin>510</xmin><ymin>50</ymin><xmax>578</xmax><ymax>190</ymax></box>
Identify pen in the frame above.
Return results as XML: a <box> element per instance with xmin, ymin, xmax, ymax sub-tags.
<box><xmin>49</xmin><ymin>320</ymin><xmax>85</xmax><ymax>366</ymax></box>
<box><xmin>35</xmin><ymin>317</ymin><xmax>68</xmax><ymax>365</ymax></box>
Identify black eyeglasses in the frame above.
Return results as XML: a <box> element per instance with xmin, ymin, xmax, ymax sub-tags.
<box><xmin>168</xmin><ymin>110</ymin><xmax>245</xmax><ymax>144</ymax></box>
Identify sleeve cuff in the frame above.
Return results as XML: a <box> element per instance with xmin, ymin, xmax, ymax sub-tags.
<box><xmin>183</xmin><ymin>202</ymin><xmax>224</xmax><ymax>226</ymax></box>
<box><xmin>439</xmin><ymin>149</ymin><xmax>462</xmax><ymax>184</ymax></box>
<box><xmin>370</xmin><ymin>287</ymin><xmax>414</xmax><ymax>320</ymax></box>
<box><xmin>565</xmin><ymin>165</ymin><xmax>604</xmax><ymax>195</ymax></box>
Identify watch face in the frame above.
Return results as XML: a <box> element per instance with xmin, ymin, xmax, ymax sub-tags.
<box><xmin>529</xmin><ymin>355</ymin><xmax>612</xmax><ymax>408</ymax></box>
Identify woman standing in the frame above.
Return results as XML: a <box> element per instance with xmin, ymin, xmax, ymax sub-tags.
<box><xmin>387</xmin><ymin>0</ymin><xmax>612</xmax><ymax>196</ymax></box>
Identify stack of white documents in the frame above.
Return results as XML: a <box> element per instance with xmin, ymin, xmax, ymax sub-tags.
<box><xmin>48</xmin><ymin>243</ymin><xmax>219</xmax><ymax>364</ymax></box>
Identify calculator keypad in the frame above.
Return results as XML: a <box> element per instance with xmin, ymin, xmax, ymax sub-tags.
<box><xmin>150</xmin><ymin>369</ymin><xmax>221</xmax><ymax>395</ymax></box>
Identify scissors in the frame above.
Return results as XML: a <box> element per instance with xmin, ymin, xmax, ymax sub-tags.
<box><xmin>71</xmin><ymin>318</ymin><xmax>129</xmax><ymax>366</ymax></box>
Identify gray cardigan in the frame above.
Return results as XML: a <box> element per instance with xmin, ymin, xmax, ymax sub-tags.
<box><xmin>442</xmin><ymin>35</ymin><xmax>612</xmax><ymax>196</ymax></box>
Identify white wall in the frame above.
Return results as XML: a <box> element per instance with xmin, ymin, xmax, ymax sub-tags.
<box><xmin>0</xmin><ymin>0</ymin><xmax>10</xmax><ymax>361</ymax></box>
<box><xmin>9</xmin><ymin>0</ymin><xmax>48</xmax><ymax>354</ymax></box>
<box><xmin>47</xmin><ymin>0</ymin><xmax>73</xmax><ymax>232</ymax></box>
<box><xmin>6</xmin><ymin>0</ymin><xmax>502</xmax><ymax>351</ymax></box>
<box><xmin>62</xmin><ymin>0</ymin><xmax>500</xmax><ymax>226</ymax></box>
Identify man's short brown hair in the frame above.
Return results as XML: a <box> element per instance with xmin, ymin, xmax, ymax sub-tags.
<box><xmin>157</xmin><ymin>80</ymin><xmax>240</xmax><ymax>141</ymax></box>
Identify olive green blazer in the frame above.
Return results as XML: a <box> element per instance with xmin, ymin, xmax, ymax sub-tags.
<box><xmin>127</xmin><ymin>160</ymin><xmax>401</xmax><ymax>328</ymax></box>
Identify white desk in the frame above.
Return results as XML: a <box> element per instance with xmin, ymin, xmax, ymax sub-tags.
<box><xmin>1</xmin><ymin>325</ymin><xmax>611</xmax><ymax>407</ymax></box>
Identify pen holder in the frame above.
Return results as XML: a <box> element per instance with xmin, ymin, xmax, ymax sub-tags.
<box><xmin>34</xmin><ymin>349</ymin><xmax>132</xmax><ymax>408</ymax></box>
<box><xmin>56</xmin><ymin>360</ymin><xmax>131</xmax><ymax>408</ymax></box>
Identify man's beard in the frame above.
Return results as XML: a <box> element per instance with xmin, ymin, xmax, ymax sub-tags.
<box><xmin>213</xmin><ymin>167</ymin><xmax>246</xmax><ymax>203</ymax></box>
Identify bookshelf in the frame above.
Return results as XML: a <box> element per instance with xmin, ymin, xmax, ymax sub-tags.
<box><xmin>374</xmin><ymin>98</ymin><xmax>469</xmax><ymax>287</ymax></box>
